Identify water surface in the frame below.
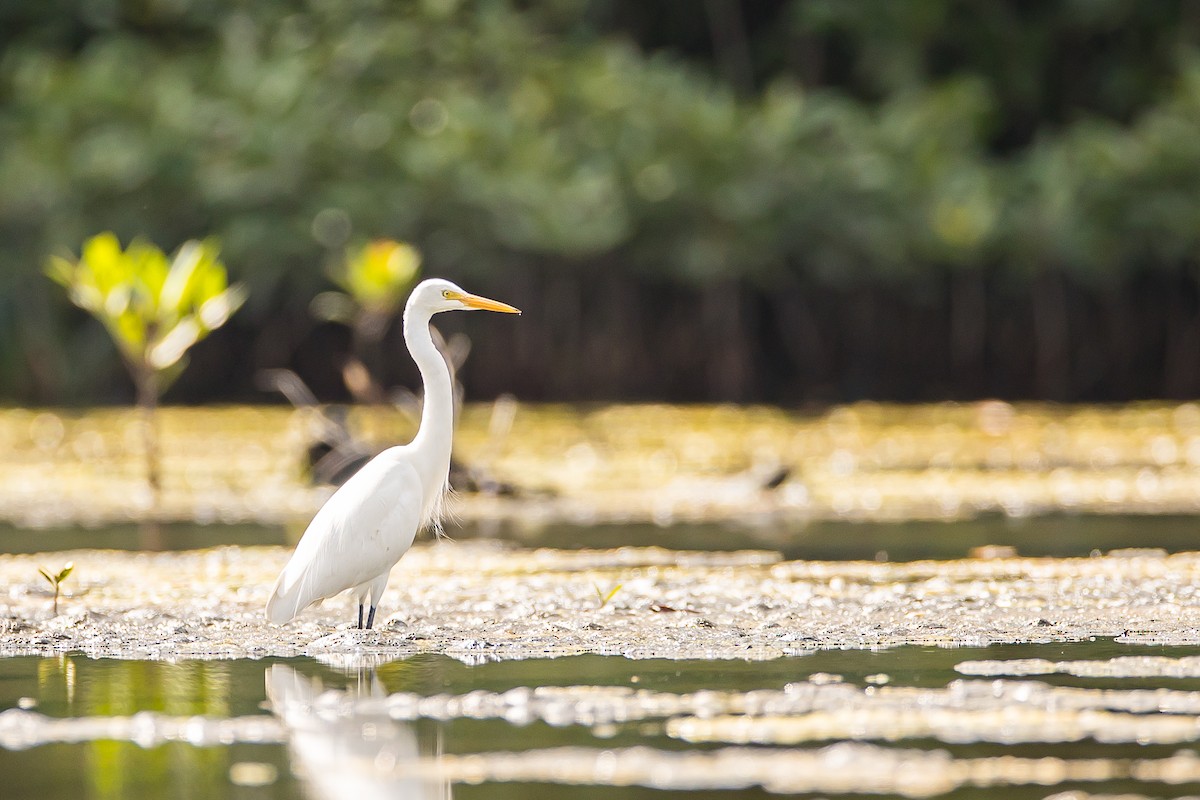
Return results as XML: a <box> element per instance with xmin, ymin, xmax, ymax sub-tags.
<box><xmin>4</xmin><ymin>640</ymin><xmax>1200</xmax><ymax>799</ymax></box>
<box><xmin>4</xmin><ymin>513</ymin><xmax>1199</xmax><ymax>561</ymax></box>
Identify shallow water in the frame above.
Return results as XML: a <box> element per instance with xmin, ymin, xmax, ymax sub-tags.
<box><xmin>4</xmin><ymin>641</ymin><xmax>1200</xmax><ymax>798</ymax></box>
<box><xmin>6</xmin><ymin>512</ymin><xmax>1200</xmax><ymax>561</ymax></box>
<box><xmin>0</xmin><ymin>521</ymin><xmax>289</xmax><ymax>555</ymax></box>
<box><xmin>481</xmin><ymin>513</ymin><xmax>1200</xmax><ymax>561</ymax></box>
<box><xmin>5</xmin><ymin>511</ymin><xmax>1200</xmax><ymax>797</ymax></box>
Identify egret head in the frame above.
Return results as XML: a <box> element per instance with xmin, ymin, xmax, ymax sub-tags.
<box><xmin>407</xmin><ymin>278</ymin><xmax>521</xmax><ymax>316</ymax></box>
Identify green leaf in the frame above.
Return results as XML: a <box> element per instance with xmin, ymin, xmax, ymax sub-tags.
<box><xmin>163</xmin><ymin>239</ymin><xmax>226</xmax><ymax>315</ymax></box>
<box><xmin>110</xmin><ymin>305</ymin><xmax>148</xmax><ymax>356</ymax></box>
<box><xmin>160</xmin><ymin>239</ymin><xmax>204</xmax><ymax>313</ymax></box>
<box><xmin>197</xmin><ymin>284</ymin><xmax>247</xmax><ymax>330</ymax></box>
<box><xmin>603</xmin><ymin>583</ymin><xmax>623</xmax><ymax>605</ymax></box>
<box><xmin>44</xmin><ymin>255</ymin><xmax>75</xmax><ymax>288</ymax></box>
<box><xmin>102</xmin><ymin>283</ymin><xmax>132</xmax><ymax>322</ymax></box>
<box><xmin>80</xmin><ymin>232</ymin><xmax>126</xmax><ymax>296</ymax></box>
<box><xmin>192</xmin><ymin>253</ymin><xmax>228</xmax><ymax>308</ymax></box>
<box><xmin>56</xmin><ymin>563</ymin><xmax>73</xmax><ymax>583</ymax></box>
<box><xmin>127</xmin><ymin>238</ymin><xmax>170</xmax><ymax>308</ymax></box>
<box><xmin>46</xmin><ymin>233</ymin><xmax>245</xmax><ymax>397</ymax></box>
<box><xmin>334</xmin><ymin>240</ymin><xmax>422</xmax><ymax>313</ymax></box>
<box><xmin>148</xmin><ymin>317</ymin><xmax>202</xmax><ymax>369</ymax></box>
<box><xmin>593</xmin><ymin>582</ymin><xmax>623</xmax><ymax>608</ymax></box>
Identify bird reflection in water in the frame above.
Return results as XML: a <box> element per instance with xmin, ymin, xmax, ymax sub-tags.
<box><xmin>266</xmin><ymin>664</ymin><xmax>451</xmax><ymax>800</ymax></box>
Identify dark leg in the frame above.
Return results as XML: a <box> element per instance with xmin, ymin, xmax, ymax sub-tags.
<box><xmin>366</xmin><ymin>605</ymin><xmax>377</xmax><ymax>630</ymax></box>
<box><xmin>357</xmin><ymin>604</ymin><xmax>364</xmax><ymax>629</ymax></box>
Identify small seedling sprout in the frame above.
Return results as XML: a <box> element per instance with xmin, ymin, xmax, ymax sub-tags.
<box><xmin>593</xmin><ymin>581</ymin><xmax>623</xmax><ymax>609</ymax></box>
<box><xmin>38</xmin><ymin>562</ymin><xmax>74</xmax><ymax>615</ymax></box>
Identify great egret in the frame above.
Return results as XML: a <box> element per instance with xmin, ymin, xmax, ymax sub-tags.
<box><xmin>266</xmin><ymin>278</ymin><xmax>520</xmax><ymax>629</ymax></box>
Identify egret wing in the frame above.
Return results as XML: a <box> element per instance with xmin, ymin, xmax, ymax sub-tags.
<box><xmin>267</xmin><ymin>451</ymin><xmax>424</xmax><ymax>623</ymax></box>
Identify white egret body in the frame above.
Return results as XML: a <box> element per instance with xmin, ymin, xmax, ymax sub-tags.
<box><xmin>266</xmin><ymin>278</ymin><xmax>519</xmax><ymax>628</ymax></box>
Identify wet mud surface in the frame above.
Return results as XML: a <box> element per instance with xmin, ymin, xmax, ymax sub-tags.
<box><xmin>3</xmin><ymin>542</ymin><xmax>1200</xmax><ymax>662</ymax></box>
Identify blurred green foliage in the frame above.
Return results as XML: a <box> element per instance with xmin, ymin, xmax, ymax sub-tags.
<box><xmin>4</xmin><ymin>0</ymin><xmax>1200</xmax><ymax>402</ymax></box>
<box><xmin>326</xmin><ymin>239</ymin><xmax>422</xmax><ymax>318</ymax></box>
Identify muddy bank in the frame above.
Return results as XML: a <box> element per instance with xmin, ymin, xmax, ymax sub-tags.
<box><xmin>10</xmin><ymin>403</ymin><xmax>1200</xmax><ymax>529</ymax></box>
<box><xmin>2</xmin><ymin>543</ymin><xmax>1200</xmax><ymax>662</ymax></box>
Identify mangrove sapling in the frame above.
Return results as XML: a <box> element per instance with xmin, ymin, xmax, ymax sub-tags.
<box><xmin>47</xmin><ymin>233</ymin><xmax>246</xmax><ymax>520</ymax></box>
<box><xmin>38</xmin><ymin>562</ymin><xmax>73</xmax><ymax>615</ymax></box>
<box><xmin>311</xmin><ymin>239</ymin><xmax>422</xmax><ymax>404</ymax></box>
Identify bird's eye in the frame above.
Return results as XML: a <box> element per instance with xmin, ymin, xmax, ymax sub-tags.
<box><xmin>441</xmin><ymin>290</ymin><xmax>452</xmax><ymax>298</ymax></box>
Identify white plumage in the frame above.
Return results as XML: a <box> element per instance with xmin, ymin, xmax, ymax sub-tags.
<box><xmin>266</xmin><ymin>278</ymin><xmax>520</xmax><ymax>629</ymax></box>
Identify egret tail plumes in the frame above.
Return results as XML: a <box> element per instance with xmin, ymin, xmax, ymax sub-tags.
<box><xmin>266</xmin><ymin>573</ymin><xmax>305</xmax><ymax>625</ymax></box>
<box><xmin>264</xmin><ymin>279</ymin><xmax>520</xmax><ymax>628</ymax></box>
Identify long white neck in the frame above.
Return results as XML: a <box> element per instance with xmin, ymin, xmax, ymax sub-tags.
<box><xmin>402</xmin><ymin>304</ymin><xmax>454</xmax><ymax>507</ymax></box>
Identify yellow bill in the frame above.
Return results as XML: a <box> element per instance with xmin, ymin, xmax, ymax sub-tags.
<box><xmin>456</xmin><ymin>292</ymin><xmax>521</xmax><ymax>314</ymax></box>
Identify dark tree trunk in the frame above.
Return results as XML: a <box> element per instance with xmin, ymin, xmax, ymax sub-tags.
<box><xmin>1032</xmin><ymin>271</ymin><xmax>1071</xmax><ymax>400</ymax></box>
